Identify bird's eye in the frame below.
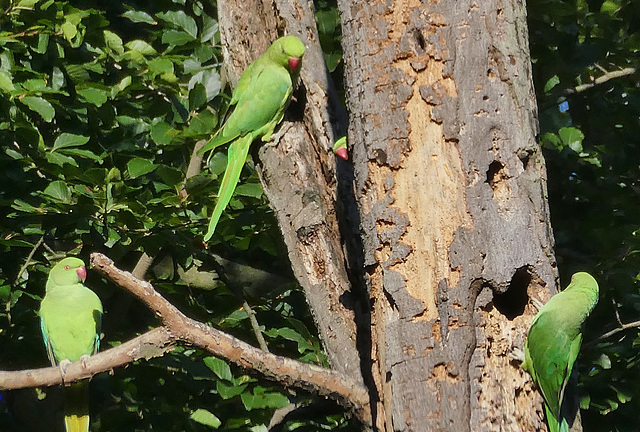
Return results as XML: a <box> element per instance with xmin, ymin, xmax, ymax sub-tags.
<box><xmin>64</xmin><ymin>265</ymin><xmax>71</xmax><ymax>270</ymax></box>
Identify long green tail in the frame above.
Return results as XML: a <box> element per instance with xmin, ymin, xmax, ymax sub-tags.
<box><xmin>544</xmin><ymin>404</ymin><xmax>569</xmax><ymax>432</ymax></box>
<box><xmin>203</xmin><ymin>135</ymin><xmax>253</xmax><ymax>241</ymax></box>
<box><xmin>64</xmin><ymin>381</ymin><xmax>90</xmax><ymax>432</ymax></box>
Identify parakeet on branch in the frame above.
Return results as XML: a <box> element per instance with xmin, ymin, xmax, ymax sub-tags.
<box><xmin>198</xmin><ymin>35</ymin><xmax>306</xmax><ymax>241</ymax></box>
<box><xmin>40</xmin><ymin>257</ymin><xmax>103</xmax><ymax>432</ymax></box>
<box><xmin>521</xmin><ymin>272</ymin><xmax>599</xmax><ymax>432</ymax></box>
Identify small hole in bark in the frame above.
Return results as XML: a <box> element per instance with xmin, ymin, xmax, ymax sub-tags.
<box><xmin>486</xmin><ymin>160</ymin><xmax>504</xmax><ymax>189</ymax></box>
<box><xmin>518</xmin><ymin>150</ymin><xmax>531</xmax><ymax>170</ymax></box>
<box><xmin>414</xmin><ymin>30</ymin><xmax>427</xmax><ymax>52</ymax></box>
<box><xmin>493</xmin><ymin>266</ymin><xmax>530</xmax><ymax>319</ymax></box>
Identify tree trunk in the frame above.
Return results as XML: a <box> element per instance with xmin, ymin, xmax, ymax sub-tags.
<box><xmin>216</xmin><ymin>0</ymin><xmax>572</xmax><ymax>431</ymax></box>
<box><xmin>337</xmin><ymin>0</ymin><xmax>561</xmax><ymax>431</ymax></box>
<box><xmin>216</xmin><ymin>0</ymin><xmax>365</xmax><ymax>390</ymax></box>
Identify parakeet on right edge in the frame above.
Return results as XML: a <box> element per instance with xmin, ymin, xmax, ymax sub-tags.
<box><xmin>522</xmin><ymin>272</ymin><xmax>599</xmax><ymax>432</ymax></box>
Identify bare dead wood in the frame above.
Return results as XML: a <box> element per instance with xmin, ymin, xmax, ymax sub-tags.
<box><xmin>337</xmin><ymin>0</ymin><xmax>558</xmax><ymax>431</ymax></box>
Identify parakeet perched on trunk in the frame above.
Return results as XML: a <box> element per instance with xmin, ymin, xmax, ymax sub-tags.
<box><xmin>332</xmin><ymin>136</ymin><xmax>348</xmax><ymax>160</ymax></box>
<box><xmin>522</xmin><ymin>272</ymin><xmax>599</xmax><ymax>432</ymax></box>
<box><xmin>40</xmin><ymin>257</ymin><xmax>103</xmax><ymax>432</ymax></box>
<box><xmin>198</xmin><ymin>35</ymin><xmax>306</xmax><ymax>241</ymax></box>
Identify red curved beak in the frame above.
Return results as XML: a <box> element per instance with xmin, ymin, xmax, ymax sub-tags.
<box><xmin>335</xmin><ymin>147</ymin><xmax>349</xmax><ymax>160</ymax></box>
<box><xmin>288</xmin><ymin>57</ymin><xmax>301</xmax><ymax>72</ymax></box>
<box><xmin>76</xmin><ymin>266</ymin><xmax>87</xmax><ymax>282</ymax></box>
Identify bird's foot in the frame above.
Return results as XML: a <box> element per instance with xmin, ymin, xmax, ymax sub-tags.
<box><xmin>510</xmin><ymin>347</ymin><xmax>525</xmax><ymax>363</ymax></box>
<box><xmin>80</xmin><ymin>354</ymin><xmax>90</xmax><ymax>369</ymax></box>
<box><xmin>58</xmin><ymin>359</ymin><xmax>71</xmax><ymax>385</ymax></box>
<box><xmin>530</xmin><ymin>297</ymin><xmax>544</xmax><ymax>312</ymax></box>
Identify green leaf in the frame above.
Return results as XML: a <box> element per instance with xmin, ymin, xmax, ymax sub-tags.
<box><xmin>20</xmin><ymin>96</ymin><xmax>55</xmax><ymax>122</ymax></box>
<box><xmin>148</xmin><ymin>58</ymin><xmax>174</xmax><ymax>75</ymax></box>
<box><xmin>558</xmin><ymin>127</ymin><xmax>584</xmax><ymax>153</ymax></box>
<box><xmin>43</xmin><ymin>180</ymin><xmax>72</xmax><ymax>203</ymax></box>
<box><xmin>77</xmin><ymin>87</ymin><xmax>108</xmax><ymax>106</ymax></box>
<box><xmin>235</xmin><ymin>183</ymin><xmax>263</xmax><ymax>198</ymax></box>
<box><xmin>47</xmin><ymin>152</ymin><xmax>78</xmax><ymax>167</ymax></box>
<box><xmin>125</xmin><ymin>40</ymin><xmax>157</xmax><ymax>56</ymax></box>
<box><xmin>61</xmin><ymin>21</ymin><xmax>77</xmax><ymax>42</ymax></box>
<box><xmin>544</xmin><ymin>75</ymin><xmax>560</xmax><ymax>93</ymax></box>
<box><xmin>15</xmin><ymin>0</ymin><xmax>40</xmax><ymax>10</ymax></box>
<box><xmin>241</xmin><ymin>388</ymin><xmax>289</xmax><ymax>410</ymax></box>
<box><xmin>162</xmin><ymin>30</ymin><xmax>195</xmax><ymax>47</ymax></box>
<box><xmin>0</xmin><ymin>72</ymin><xmax>15</xmax><ymax>93</ymax></box>
<box><xmin>150</xmin><ymin>121</ymin><xmax>175</xmax><ymax>145</ymax></box>
<box><xmin>103</xmin><ymin>30</ymin><xmax>124</xmax><ymax>55</ymax></box>
<box><xmin>216</xmin><ymin>380</ymin><xmax>247</xmax><ymax>400</ymax></box>
<box><xmin>157</xmin><ymin>10</ymin><xmax>198</xmax><ymax>38</ymax></box>
<box><xmin>186</xmin><ymin>109</ymin><xmax>216</xmax><ymax>136</ymax></box>
<box><xmin>53</xmin><ymin>133</ymin><xmax>90</xmax><ymax>150</ymax></box>
<box><xmin>594</xmin><ymin>353</ymin><xmax>612</xmax><ymax>370</ymax></box>
<box><xmin>122</xmin><ymin>10</ymin><xmax>156</xmax><ymax>25</ymax></box>
<box><xmin>189</xmin><ymin>409</ymin><xmax>221</xmax><ymax>428</ymax></box>
<box><xmin>600</xmin><ymin>1</ymin><xmax>620</xmax><ymax>14</ymax></box>
<box><xmin>127</xmin><ymin>157</ymin><xmax>157</xmax><ymax>179</ymax></box>
<box><xmin>203</xmin><ymin>356</ymin><xmax>233</xmax><ymax>382</ymax></box>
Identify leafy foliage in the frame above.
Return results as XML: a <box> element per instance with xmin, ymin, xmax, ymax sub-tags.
<box><xmin>0</xmin><ymin>0</ymin><xmax>338</xmax><ymax>430</ymax></box>
<box><xmin>528</xmin><ymin>0</ymin><xmax>640</xmax><ymax>430</ymax></box>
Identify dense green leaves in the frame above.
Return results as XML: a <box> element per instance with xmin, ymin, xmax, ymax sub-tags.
<box><xmin>0</xmin><ymin>0</ymin><xmax>333</xmax><ymax>431</ymax></box>
<box><xmin>529</xmin><ymin>0</ymin><xmax>640</xmax><ymax>430</ymax></box>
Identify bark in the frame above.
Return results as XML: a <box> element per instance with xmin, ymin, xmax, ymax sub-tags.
<box><xmin>216</xmin><ymin>0</ymin><xmax>365</xmax><ymax>391</ymax></box>
<box><xmin>337</xmin><ymin>1</ymin><xmax>560</xmax><ymax>431</ymax></box>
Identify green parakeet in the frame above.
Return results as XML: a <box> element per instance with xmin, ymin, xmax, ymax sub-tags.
<box><xmin>198</xmin><ymin>35</ymin><xmax>306</xmax><ymax>241</ymax></box>
<box><xmin>522</xmin><ymin>272</ymin><xmax>599</xmax><ymax>432</ymax></box>
<box><xmin>332</xmin><ymin>136</ymin><xmax>348</xmax><ymax>160</ymax></box>
<box><xmin>40</xmin><ymin>257</ymin><xmax>103</xmax><ymax>432</ymax></box>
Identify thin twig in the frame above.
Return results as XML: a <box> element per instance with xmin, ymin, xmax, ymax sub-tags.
<box><xmin>586</xmin><ymin>319</ymin><xmax>640</xmax><ymax>348</ymax></box>
<box><xmin>7</xmin><ymin>236</ymin><xmax>44</xmax><ymax>322</ymax></box>
<box><xmin>611</xmin><ymin>297</ymin><xmax>623</xmax><ymax>327</ymax></box>
<box><xmin>209</xmin><ymin>257</ymin><xmax>269</xmax><ymax>352</ymax></box>
<box><xmin>564</xmin><ymin>67</ymin><xmax>636</xmax><ymax>95</ymax></box>
<box><xmin>12</xmin><ymin>236</ymin><xmax>44</xmax><ymax>287</ymax></box>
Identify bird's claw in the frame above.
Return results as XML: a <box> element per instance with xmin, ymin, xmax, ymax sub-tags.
<box><xmin>80</xmin><ymin>354</ymin><xmax>90</xmax><ymax>369</ymax></box>
<box><xmin>510</xmin><ymin>347</ymin><xmax>525</xmax><ymax>363</ymax></box>
<box><xmin>530</xmin><ymin>297</ymin><xmax>544</xmax><ymax>312</ymax></box>
<box><xmin>58</xmin><ymin>359</ymin><xmax>71</xmax><ymax>385</ymax></box>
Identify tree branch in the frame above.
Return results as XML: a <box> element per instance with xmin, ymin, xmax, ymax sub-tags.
<box><xmin>586</xmin><ymin>319</ymin><xmax>640</xmax><ymax>348</ymax></box>
<box><xmin>0</xmin><ymin>327</ymin><xmax>175</xmax><ymax>390</ymax></box>
<box><xmin>564</xmin><ymin>67</ymin><xmax>636</xmax><ymax>95</ymax></box>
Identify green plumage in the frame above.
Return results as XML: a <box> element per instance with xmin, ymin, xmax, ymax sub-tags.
<box><xmin>198</xmin><ymin>35</ymin><xmax>306</xmax><ymax>241</ymax></box>
<box><xmin>522</xmin><ymin>272</ymin><xmax>599</xmax><ymax>432</ymax></box>
<box><xmin>40</xmin><ymin>257</ymin><xmax>103</xmax><ymax>432</ymax></box>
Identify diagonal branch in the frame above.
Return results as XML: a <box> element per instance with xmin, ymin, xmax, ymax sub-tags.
<box><xmin>88</xmin><ymin>253</ymin><xmax>369</xmax><ymax>419</ymax></box>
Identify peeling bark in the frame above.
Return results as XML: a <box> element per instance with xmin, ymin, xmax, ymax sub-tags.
<box><xmin>337</xmin><ymin>1</ymin><xmax>559</xmax><ymax>431</ymax></box>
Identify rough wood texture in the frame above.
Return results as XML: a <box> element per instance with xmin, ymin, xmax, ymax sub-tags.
<box><xmin>337</xmin><ymin>1</ymin><xmax>559</xmax><ymax>431</ymax></box>
<box><xmin>215</xmin><ymin>0</ymin><xmax>364</xmax><ymax>390</ymax></box>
